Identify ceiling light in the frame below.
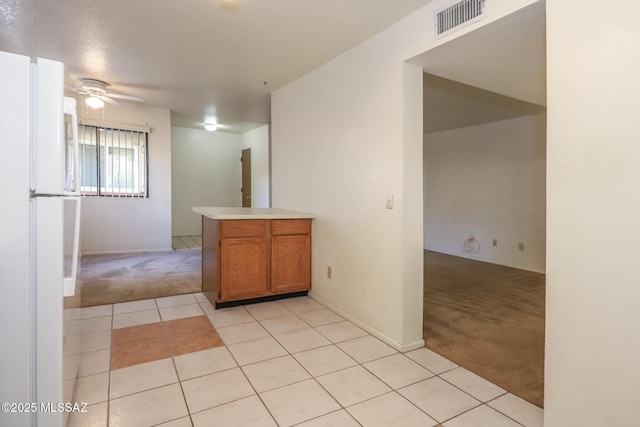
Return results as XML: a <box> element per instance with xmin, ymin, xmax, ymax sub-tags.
<box><xmin>219</xmin><ymin>0</ymin><xmax>240</xmax><ymax>12</ymax></box>
<box><xmin>85</xmin><ymin>96</ymin><xmax>104</xmax><ymax>109</ymax></box>
<box><xmin>204</xmin><ymin>123</ymin><xmax>217</xmax><ymax>132</ymax></box>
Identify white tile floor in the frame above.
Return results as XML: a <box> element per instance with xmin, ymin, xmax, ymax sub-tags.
<box><xmin>171</xmin><ymin>235</ymin><xmax>202</xmax><ymax>250</ymax></box>
<box><xmin>64</xmin><ymin>294</ymin><xmax>543</xmax><ymax>427</ymax></box>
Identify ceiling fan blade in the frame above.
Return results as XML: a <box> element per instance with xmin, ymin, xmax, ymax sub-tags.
<box><xmin>67</xmin><ymin>86</ymin><xmax>91</xmax><ymax>95</ymax></box>
<box><xmin>107</xmin><ymin>93</ymin><xmax>144</xmax><ymax>102</ymax></box>
<box><xmin>101</xmin><ymin>96</ymin><xmax>123</xmax><ymax>107</ymax></box>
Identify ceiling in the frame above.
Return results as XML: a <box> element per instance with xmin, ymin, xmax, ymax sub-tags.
<box><xmin>423</xmin><ymin>73</ymin><xmax>545</xmax><ymax>134</ymax></box>
<box><xmin>0</xmin><ymin>0</ymin><xmax>436</xmax><ymax>134</ymax></box>
<box><xmin>415</xmin><ymin>0</ymin><xmax>546</xmax><ymax>133</ymax></box>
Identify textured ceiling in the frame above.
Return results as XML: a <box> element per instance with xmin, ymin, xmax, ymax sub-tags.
<box><xmin>0</xmin><ymin>0</ymin><xmax>435</xmax><ymax>133</ymax></box>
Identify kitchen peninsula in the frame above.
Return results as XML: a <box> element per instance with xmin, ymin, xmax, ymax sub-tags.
<box><xmin>193</xmin><ymin>207</ymin><xmax>316</xmax><ymax>307</ymax></box>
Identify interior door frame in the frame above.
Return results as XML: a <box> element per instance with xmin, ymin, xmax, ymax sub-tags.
<box><xmin>241</xmin><ymin>148</ymin><xmax>252</xmax><ymax>207</ymax></box>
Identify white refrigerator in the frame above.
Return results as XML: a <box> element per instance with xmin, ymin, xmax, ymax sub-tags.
<box><xmin>0</xmin><ymin>51</ymin><xmax>81</xmax><ymax>426</ymax></box>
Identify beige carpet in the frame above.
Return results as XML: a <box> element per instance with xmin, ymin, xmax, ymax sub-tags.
<box><xmin>423</xmin><ymin>250</ymin><xmax>545</xmax><ymax>408</ymax></box>
<box><xmin>77</xmin><ymin>250</ymin><xmax>202</xmax><ymax>307</ymax></box>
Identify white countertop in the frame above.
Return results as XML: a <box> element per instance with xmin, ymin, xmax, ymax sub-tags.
<box><xmin>193</xmin><ymin>207</ymin><xmax>316</xmax><ymax>220</ymax></box>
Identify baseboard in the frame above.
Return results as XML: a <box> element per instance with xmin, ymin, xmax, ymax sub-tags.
<box><xmin>308</xmin><ymin>291</ymin><xmax>425</xmax><ymax>353</ymax></box>
<box><xmin>81</xmin><ymin>248</ymin><xmax>174</xmax><ymax>256</ymax></box>
<box><xmin>424</xmin><ymin>247</ymin><xmax>546</xmax><ymax>274</ymax></box>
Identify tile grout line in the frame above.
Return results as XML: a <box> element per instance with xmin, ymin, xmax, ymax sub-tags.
<box><xmin>431</xmin><ymin>363</ymin><xmax>538</xmax><ymax>426</ymax></box>
<box><xmin>105</xmin><ymin>298</ymin><xmax>387</xmax><ymax>424</ymax></box>
<box><xmin>165</xmin><ymin>338</ymin><xmax>195</xmax><ymax>427</ymax></box>
<box><xmin>107</xmin><ymin>303</ymin><xmax>114</xmax><ymax>427</ymax></box>
<box><xmin>240</xmin><ymin>300</ymin><xmax>311</xmax><ymax>426</ymax></box>
<box><xmin>217</xmin><ymin>299</ymin><xmax>343</xmax><ymax>425</ymax></box>
<box><xmin>110</xmin><ymin>297</ymin><xmax>197</xmax><ymax>425</ymax></box>
<box><xmin>289</xmin><ymin>408</ymin><xmax>364</xmax><ymax>427</ymax></box>
<box><xmin>253</xmin><ymin>299</ymin><xmax>487</xmax><ymax>427</ymax></box>
<box><xmin>102</xmin><ymin>294</ymin><xmax>532</xmax><ymax>427</ymax></box>
<box><xmin>249</xmin><ymin>300</ymin><xmax>346</xmax><ymax>427</ymax></box>
<box><xmin>217</xmin><ymin>326</ymin><xmax>281</xmax><ymax>427</ymax></box>
<box><xmin>164</xmin><ymin>294</ymin><xmax>249</xmax><ymax>424</ymax></box>
<box><xmin>289</xmin><ymin>303</ymin><xmax>434</xmax><ymax>425</ymax></box>
<box><xmin>233</xmin><ymin>299</ymin><xmax>436</xmax><ymax>426</ymax></box>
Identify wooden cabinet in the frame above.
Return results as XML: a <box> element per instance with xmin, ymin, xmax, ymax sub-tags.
<box><xmin>220</xmin><ymin>236</ymin><xmax>268</xmax><ymax>300</ymax></box>
<box><xmin>271</xmin><ymin>234</ymin><xmax>311</xmax><ymax>293</ymax></box>
<box><xmin>202</xmin><ymin>217</ymin><xmax>312</xmax><ymax>305</ymax></box>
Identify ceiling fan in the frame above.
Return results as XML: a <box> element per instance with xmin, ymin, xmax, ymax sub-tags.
<box><xmin>73</xmin><ymin>78</ymin><xmax>144</xmax><ymax>109</ymax></box>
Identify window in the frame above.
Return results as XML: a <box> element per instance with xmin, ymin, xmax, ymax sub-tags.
<box><xmin>78</xmin><ymin>124</ymin><xmax>148</xmax><ymax>197</ymax></box>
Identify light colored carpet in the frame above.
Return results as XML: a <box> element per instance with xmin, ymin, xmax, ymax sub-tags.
<box><xmin>77</xmin><ymin>250</ymin><xmax>202</xmax><ymax>307</ymax></box>
<box><xmin>423</xmin><ymin>250</ymin><xmax>545</xmax><ymax>408</ymax></box>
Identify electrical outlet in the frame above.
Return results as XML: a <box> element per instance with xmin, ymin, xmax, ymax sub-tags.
<box><xmin>327</xmin><ymin>266</ymin><xmax>332</xmax><ymax>279</ymax></box>
<box><xmin>492</xmin><ymin>239</ymin><xmax>497</xmax><ymax>247</ymax></box>
<box><xmin>518</xmin><ymin>243</ymin><xmax>524</xmax><ymax>251</ymax></box>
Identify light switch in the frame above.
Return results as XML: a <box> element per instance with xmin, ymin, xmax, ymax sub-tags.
<box><xmin>385</xmin><ymin>193</ymin><xmax>394</xmax><ymax>209</ymax></box>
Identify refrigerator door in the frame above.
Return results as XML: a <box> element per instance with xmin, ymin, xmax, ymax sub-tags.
<box><xmin>32</xmin><ymin>58</ymin><xmax>65</xmax><ymax>195</ymax></box>
<box><xmin>32</xmin><ymin>56</ymin><xmax>66</xmax><ymax>426</ymax></box>
<box><xmin>33</xmin><ymin>196</ymin><xmax>64</xmax><ymax>427</ymax></box>
<box><xmin>0</xmin><ymin>49</ymin><xmax>33</xmax><ymax>427</ymax></box>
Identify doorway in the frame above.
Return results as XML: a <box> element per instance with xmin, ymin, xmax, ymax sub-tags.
<box><xmin>412</xmin><ymin>0</ymin><xmax>547</xmax><ymax>408</ymax></box>
<box><xmin>241</xmin><ymin>148</ymin><xmax>252</xmax><ymax>207</ymax></box>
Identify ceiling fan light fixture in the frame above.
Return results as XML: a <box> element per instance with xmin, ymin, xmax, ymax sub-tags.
<box><xmin>204</xmin><ymin>123</ymin><xmax>217</xmax><ymax>132</ymax></box>
<box><xmin>86</xmin><ymin>96</ymin><xmax>104</xmax><ymax>109</ymax></box>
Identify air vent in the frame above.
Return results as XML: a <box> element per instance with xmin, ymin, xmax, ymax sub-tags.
<box><xmin>435</xmin><ymin>0</ymin><xmax>486</xmax><ymax>38</ymax></box>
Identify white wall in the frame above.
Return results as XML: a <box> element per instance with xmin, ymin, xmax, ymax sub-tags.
<box><xmin>241</xmin><ymin>124</ymin><xmax>270</xmax><ymax>208</ymax></box>
<box><xmin>545</xmin><ymin>1</ymin><xmax>640</xmax><ymax>425</ymax></box>
<box><xmin>171</xmin><ymin>127</ymin><xmax>242</xmax><ymax>236</ymax></box>
<box><xmin>271</xmin><ymin>35</ymin><xmax>421</xmax><ymax>351</ymax></box>
<box><xmin>271</xmin><ymin>0</ymin><xmax>538</xmax><ymax>350</ymax></box>
<box><xmin>79</xmin><ymin>103</ymin><xmax>172</xmax><ymax>253</ymax></box>
<box><xmin>424</xmin><ymin>114</ymin><xmax>546</xmax><ymax>272</ymax></box>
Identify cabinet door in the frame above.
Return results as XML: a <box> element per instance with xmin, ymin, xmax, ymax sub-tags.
<box><xmin>271</xmin><ymin>234</ymin><xmax>311</xmax><ymax>294</ymax></box>
<box><xmin>220</xmin><ymin>237</ymin><xmax>268</xmax><ymax>301</ymax></box>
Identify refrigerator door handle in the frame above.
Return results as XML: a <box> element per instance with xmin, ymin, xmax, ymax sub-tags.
<box><xmin>62</xmin><ymin>196</ymin><xmax>81</xmax><ymax>297</ymax></box>
<box><xmin>63</xmin><ymin>97</ymin><xmax>80</xmax><ymax>196</ymax></box>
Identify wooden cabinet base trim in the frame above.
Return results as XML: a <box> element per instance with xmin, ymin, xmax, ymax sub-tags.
<box><xmin>215</xmin><ymin>290</ymin><xmax>308</xmax><ymax>309</ymax></box>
